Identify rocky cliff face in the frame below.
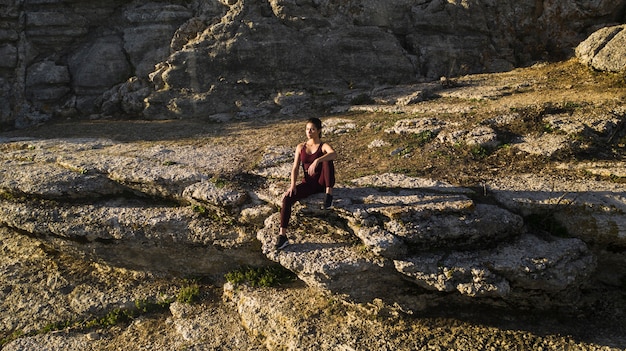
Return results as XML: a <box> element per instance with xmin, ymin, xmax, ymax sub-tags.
<box><xmin>0</xmin><ymin>1</ymin><xmax>625</xmax><ymax>349</ymax></box>
<box><xmin>1</xmin><ymin>0</ymin><xmax>624</xmax><ymax>129</ymax></box>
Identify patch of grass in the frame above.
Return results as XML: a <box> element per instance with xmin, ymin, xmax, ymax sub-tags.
<box><xmin>191</xmin><ymin>203</ymin><xmax>236</xmax><ymax>224</ymax></box>
<box><xmin>83</xmin><ymin>298</ymin><xmax>172</xmax><ymax>329</ymax></box>
<box><xmin>1</xmin><ymin>330</ymin><xmax>24</xmax><ymax>346</ymax></box>
<box><xmin>389</xmin><ymin>166</ymin><xmax>414</xmax><ymax>175</ymax></box>
<box><xmin>0</xmin><ymin>297</ymin><xmax>175</xmax><ymax>347</ymax></box>
<box><xmin>563</xmin><ymin>101</ymin><xmax>582</xmax><ymax>110</ymax></box>
<box><xmin>177</xmin><ymin>282</ymin><xmax>200</xmax><ymax>304</ymax></box>
<box><xmin>225</xmin><ymin>265</ymin><xmax>297</xmax><ymax>288</ymax></box>
<box><xmin>84</xmin><ymin>308</ymin><xmax>133</xmax><ymax>329</ymax></box>
<box><xmin>605</xmin><ymin>70</ymin><xmax>626</xmax><ymax>88</ymax></box>
<box><xmin>542</xmin><ymin>123</ymin><xmax>555</xmax><ymax>134</ymax></box>
<box><xmin>0</xmin><ymin>278</ymin><xmax>210</xmax><ymax>346</ymax></box>
<box><xmin>0</xmin><ymin>191</ymin><xmax>15</xmax><ymax>201</ymax></box>
<box><xmin>412</xmin><ymin>130</ymin><xmax>436</xmax><ymax>146</ymax></box>
<box><xmin>191</xmin><ymin>204</ymin><xmax>235</xmax><ymax>225</ymax></box>
<box><xmin>192</xmin><ymin>204</ymin><xmax>207</xmax><ymax>215</ymax></box>
<box><xmin>322</xmin><ymin>297</ymin><xmax>347</xmax><ymax>317</ymax></box>
<box><xmin>608</xmin><ymin>175</ymin><xmax>626</xmax><ymax>184</ymax></box>
<box><xmin>210</xmin><ymin>176</ymin><xmax>229</xmax><ymax>188</ymax></box>
<box><xmin>470</xmin><ymin>145</ymin><xmax>489</xmax><ymax>159</ymax></box>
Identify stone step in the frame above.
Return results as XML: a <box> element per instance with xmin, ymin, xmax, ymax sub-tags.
<box><xmin>257</xmin><ymin>176</ymin><xmax>596</xmax><ymax>308</ymax></box>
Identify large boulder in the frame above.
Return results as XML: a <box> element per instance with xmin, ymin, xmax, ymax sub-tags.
<box><xmin>68</xmin><ymin>36</ymin><xmax>133</xmax><ymax>114</ymax></box>
<box><xmin>576</xmin><ymin>24</ymin><xmax>626</xmax><ymax>72</ymax></box>
<box><xmin>487</xmin><ymin>174</ymin><xmax>626</xmax><ymax>247</ymax></box>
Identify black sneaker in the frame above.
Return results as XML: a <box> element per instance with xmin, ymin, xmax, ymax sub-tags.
<box><xmin>275</xmin><ymin>235</ymin><xmax>289</xmax><ymax>250</ymax></box>
<box><xmin>321</xmin><ymin>193</ymin><xmax>333</xmax><ymax>210</ymax></box>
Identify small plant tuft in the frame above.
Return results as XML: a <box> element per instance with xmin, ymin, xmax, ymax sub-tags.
<box><xmin>177</xmin><ymin>282</ymin><xmax>200</xmax><ymax>304</ymax></box>
<box><xmin>1</xmin><ymin>330</ymin><xmax>24</xmax><ymax>346</ymax></box>
<box><xmin>470</xmin><ymin>145</ymin><xmax>489</xmax><ymax>158</ymax></box>
<box><xmin>210</xmin><ymin>176</ymin><xmax>229</xmax><ymax>189</ymax></box>
<box><xmin>225</xmin><ymin>265</ymin><xmax>297</xmax><ymax>288</ymax></box>
<box><xmin>412</xmin><ymin>130</ymin><xmax>435</xmax><ymax>146</ymax></box>
<box><xmin>192</xmin><ymin>204</ymin><xmax>207</xmax><ymax>215</ymax></box>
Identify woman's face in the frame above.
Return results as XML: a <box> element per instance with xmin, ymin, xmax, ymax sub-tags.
<box><xmin>306</xmin><ymin>122</ymin><xmax>320</xmax><ymax>139</ymax></box>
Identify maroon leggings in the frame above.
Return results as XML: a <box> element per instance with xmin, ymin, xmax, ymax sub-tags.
<box><xmin>280</xmin><ymin>161</ymin><xmax>335</xmax><ymax>229</ymax></box>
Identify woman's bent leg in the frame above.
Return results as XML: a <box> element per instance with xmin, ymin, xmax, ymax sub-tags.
<box><xmin>319</xmin><ymin>161</ymin><xmax>335</xmax><ymax>209</ymax></box>
<box><xmin>318</xmin><ymin>161</ymin><xmax>335</xmax><ymax>189</ymax></box>
<box><xmin>280</xmin><ymin>193</ymin><xmax>297</xmax><ymax>229</ymax></box>
<box><xmin>280</xmin><ymin>182</ymin><xmax>322</xmax><ymax>229</ymax></box>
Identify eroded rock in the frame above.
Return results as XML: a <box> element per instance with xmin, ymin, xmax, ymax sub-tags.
<box><xmin>5</xmin><ymin>0</ymin><xmax>624</xmax><ymax>127</ymax></box>
<box><xmin>576</xmin><ymin>24</ymin><xmax>626</xmax><ymax>72</ymax></box>
<box><xmin>487</xmin><ymin>174</ymin><xmax>626</xmax><ymax>246</ymax></box>
<box><xmin>255</xmin><ymin>174</ymin><xmax>594</xmax><ymax>307</ymax></box>
<box><xmin>384</xmin><ymin>117</ymin><xmax>446</xmax><ymax>136</ymax></box>
<box><xmin>394</xmin><ymin>233</ymin><xmax>595</xmax><ymax>297</ymax></box>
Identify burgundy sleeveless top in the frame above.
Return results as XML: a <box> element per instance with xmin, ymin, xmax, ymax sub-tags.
<box><xmin>301</xmin><ymin>142</ymin><xmax>324</xmax><ymax>183</ymax></box>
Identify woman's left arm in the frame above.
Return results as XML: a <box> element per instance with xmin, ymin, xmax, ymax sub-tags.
<box><xmin>320</xmin><ymin>143</ymin><xmax>337</xmax><ymax>161</ymax></box>
<box><xmin>308</xmin><ymin>143</ymin><xmax>337</xmax><ymax>176</ymax></box>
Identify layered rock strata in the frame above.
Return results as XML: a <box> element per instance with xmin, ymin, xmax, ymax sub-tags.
<box><xmin>0</xmin><ymin>135</ymin><xmax>608</xmax><ymax>311</ymax></box>
<box><xmin>1</xmin><ymin>0</ymin><xmax>624</xmax><ymax>128</ymax></box>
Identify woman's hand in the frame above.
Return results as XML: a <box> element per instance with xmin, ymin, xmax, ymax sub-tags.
<box><xmin>284</xmin><ymin>185</ymin><xmax>297</xmax><ymax>198</ymax></box>
<box><xmin>307</xmin><ymin>159</ymin><xmax>319</xmax><ymax>176</ymax></box>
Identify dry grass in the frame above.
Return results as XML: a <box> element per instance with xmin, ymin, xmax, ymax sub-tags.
<box><xmin>3</xmin><ymin>60</ymin><xmax>625</xmax><ymax>188</ymax></box>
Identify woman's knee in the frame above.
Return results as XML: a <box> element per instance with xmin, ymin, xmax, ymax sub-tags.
<box><xmin>282</xmin><ymin>194</ymin><xmax>295</xmax><ymax>208</ymax></box>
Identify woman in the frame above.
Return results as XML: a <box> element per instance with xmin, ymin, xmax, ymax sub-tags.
<box><xmin>275</xmin><ymin>117</ymin><xmax>337</xmax><ymax>250</ymax></box>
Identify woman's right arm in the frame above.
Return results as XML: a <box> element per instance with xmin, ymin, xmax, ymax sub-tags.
<box><xmin>285</xmin><ymin>144</ymin><xmax>302</xmax><ymax>197</ymax></box>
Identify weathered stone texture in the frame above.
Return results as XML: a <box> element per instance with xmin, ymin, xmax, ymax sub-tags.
<box><xmin>0</xmin><ymin>0</ymin><xmax>624</xmax><ymax>128</ymax></box>
<box><xmin>576</xmin><ymin>24</ymin><xmax>626</xmax><ymax>72</ymax></box>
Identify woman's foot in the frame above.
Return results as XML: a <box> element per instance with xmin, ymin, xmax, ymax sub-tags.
<box><xmin>275</xmin><ymin>235</ymin><xmax>289</xmax><ymax>250</ymax></box>
<box><xmin>322</xmin><ymin>193</ymin><xmax>333</xmax><ymax>210</ymax></box>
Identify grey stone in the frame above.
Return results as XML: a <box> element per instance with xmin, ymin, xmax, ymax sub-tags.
<box><xmin>385</xmin><ymin>117</ymin><xmax>446</xmax><ymax>136</ymax></box>
<box><xmin>183</xmin><ymin>178</ymin><xmax>248</xmax><ymax>211</ymax></box>
<box><xmin>487</xmin><ymin>174</ymin><xmax>626</xmax><ymax>247</ymax></box>
<box><xmin>576</xmin><ymin>24</ymin><xmax>626</xmax><ymax>72</ymax></box>
<box><xmin>255</xmin><ymin>176</ymin><xmax>590</xmax><ymax>306</ymax></box>
<box><xmin>394</xmin><ymin>233</ymin><xmax>595</xmax><ymax>298</ymax></box>
<box><xmin>0</xmin><ymin>44</ymin><xmax>17</xmax><ymax>68</ymax></box>
<box><xmin>438</xmin><ymin>126</ymin><xmax>499</xmax><ymax>148</ymax></box>
<box><xmin>25</xmin><ymin>61</ymin><xmax>71</xmax><ymax>102</ymax></box>
<box><xmin>2</xmin><ymin>0</ymin><xmax>625</xmax><ymax>125</ymax></box>
<box><xmin>69</xmin><ymin>36</ymin><xmax>132</xmax><ymax>101</ymax></box>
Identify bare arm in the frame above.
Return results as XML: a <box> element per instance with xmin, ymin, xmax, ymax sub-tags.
<box><xmin>308</xmin><ymin>143</ymin><xmax>337</xmax><ymax>176</ymax></box>
<box><xmin>285</xmin><ymin>143</ymin><xmax>303</xmax><ymax>197</ymax></box>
